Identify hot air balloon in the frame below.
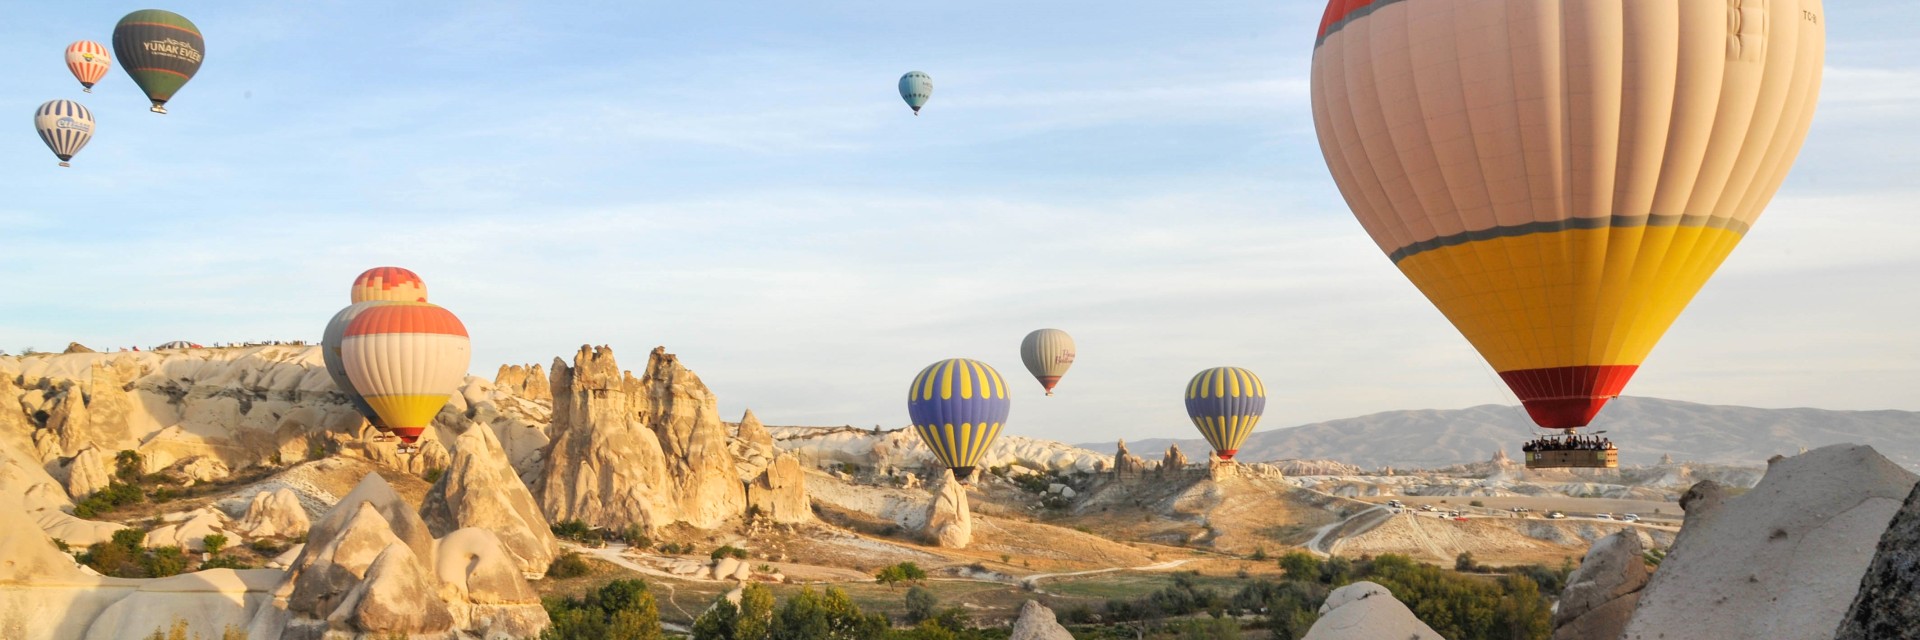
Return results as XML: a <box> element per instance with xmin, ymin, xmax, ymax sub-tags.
<box><xmin>340</xmin><ymin>302</ymin><xmax>470</xmax><ymax>451</ymax></box>
<box><xmin>1309</xmin><ymin>0</ymin><xmax>1824</xmax><ymax>467</ymax></box>
<box><xmin>1183</xmin><ymin>367</ymin><xmax>1265</xmax><ymax>462</ymax></box>
<box><xmin>907</xmin><ymin>358</ymin><xmax>1010</xmax><ymax>482</ymax></box>
<box><xmin>112</xmin><ymin>9</ymin><xmax>204</xmax><ymax>114</ymax></box>
<box><xmin>350</xmin><ymin>266</ymin><xmax>428</xmax><ymax>303</ymax></box>
<box><xmin>899</xmin><ymin>71</ymin><xmax>932</xmax><ymax>115</ymax></box>
<box><xmin>34</xmin><ymin>100</ymin><xmax>95</xmax><ymax>168</ymax></box>
<box><xmin>324</xmin><ymin>301</ymin><xmax>395</xmax><ymax>440</ymax></box>
<box><xmin>66</xmin><ymin>41</ymin><xmax>111</xmax><ymax>93</ymax></box>
<box><xmin>1019</xmin><ymin>329</ymin><xmax>1076</xmax><ymax>396</ymax></box>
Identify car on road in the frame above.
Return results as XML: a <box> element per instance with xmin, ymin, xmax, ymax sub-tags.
<box><xmin>1419</xmin><ymin>504</ymin><xmax>1434</xmax><ymax>512</ymax></box>
<box><xmin>1622</xmin><ymin>514</ymin><xmax>1640</xmax><ymax>522</ymax></box>
<box><xmin>1512</xmin><ymin>507</ymin><xmax>1531</xmax><ymax>513</ymax></box>
<box><xmin>1595</xmin><ymin>513</ymin><xmax>1614</xmax><ymax>520</ymax></box>
<box><xmin>1453</xmin><ymin>516</ymin><xmax>1469</xmax><ymax>522</ymax></box>
<box><xmin>1548</xmin><ymin>511</ymin><xmax>1567</xmax><ymax>519</ymax></box>
<box><xmin>1387</xmin><ymin>500</ymin><xmax>1404</xmax><ymax>508</ymax></box>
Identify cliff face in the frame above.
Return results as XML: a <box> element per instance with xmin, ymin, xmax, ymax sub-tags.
<box><xmin>534</xmin><ymin>346</ymin><xmax>753</xmax><ymax>532</ymax></box>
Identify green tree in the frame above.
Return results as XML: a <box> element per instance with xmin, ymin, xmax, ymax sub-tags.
<box><xmin>772</xmin><ymin>587</ymin><xmax>887</xmax><ymax>640</ymax></box>
<box><xmin>540</xmin><ymin>579</ymin><xmax>662</xmax><ymax>640</ymax></box>
<box><xmin>693</xmin><ymin>597</ymin><xmax>740</xmax><ymax>640</ymax></box>
<box><xmin>876</xmin><ymin>562</ymin><xmax>928</xmax><ymax>589</ymax></box>
<box><xmin>115</xmin><ymin>450</ymin><xmax>145</xmax><ymax>482</ymax></box>
<box><xmin>737</xmin><ymin>583</ymin><xmax>775</xmax><ymax>640</ymax></box>
<box><xmin>1455</xmin><ymin>551</ymin><xmax>1478</xmax><ymax>572</ymax></box>
<box><xmin>203</xmin><ymin>534</ymin><xmax>228</xmax><ymax>556</ymax></box>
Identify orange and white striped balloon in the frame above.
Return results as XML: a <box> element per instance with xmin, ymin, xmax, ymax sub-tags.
<box><xmin>65</xmin><ymin>41</ymin><xmax>111</xmax><ymax>92</ymax></box>
<box><xmin>350</xmin><ymin>266</ymin><xmax>428</xmax><ymax>303</ymax></box>
<box><xmin>340</xmin><ymin>302</ymin><xmax>470</xmax><ymax>444</ymax></box>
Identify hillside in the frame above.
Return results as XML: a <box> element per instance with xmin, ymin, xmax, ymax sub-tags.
<box><xmin>1081</xmin><ymin>397</ymin><xmax>1920</xmax><ymax>470</ymax></box>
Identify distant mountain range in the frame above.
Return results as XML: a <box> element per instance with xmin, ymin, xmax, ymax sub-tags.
<box><xmin>1078</xmin><ymin>397</ymin><xmax>1920</xmax><ymax>470</ymax></box>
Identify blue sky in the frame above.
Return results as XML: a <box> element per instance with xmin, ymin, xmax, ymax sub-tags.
<box><xmin>2</xmin><ymin>1</ymin><xmax>1915</xmax><ymax>443</ymax></box>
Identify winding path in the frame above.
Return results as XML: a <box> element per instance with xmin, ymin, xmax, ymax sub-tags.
<box><xmin>1304</xmin><ymin>506</ymin><xmax>1388</xmax><ymax>557</ymax></box>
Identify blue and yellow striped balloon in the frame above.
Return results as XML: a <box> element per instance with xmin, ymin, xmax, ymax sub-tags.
<box><xmin>907</xmin><ymin>358</ymin><xmax>1011</xmax><ymax>480</ymax></box>
<box><xmin>1184</xmin><ymin>367</ymin><xmax>1266</xmax><ymax>461</ymax></box>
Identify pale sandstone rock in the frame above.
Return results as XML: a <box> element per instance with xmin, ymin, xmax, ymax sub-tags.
<box><xmin>1621</xmin><ymin>445</ymin><xmax>1917</xmax><ymax>640</ymax></box>
<box><xmin>420</xmin><ymin>423</ymin><xmax>557</xmax><ymax>576</ymax></box>
<box><xmin>144</xmin><ymin>508</ymin><xmax>228</xmax><ymax>552</ymax></box>
<box><xmin>328</xmin><ymin>542</ymin><xmax>456</xmax><ymax>636</ymax></box>
<box><xmin>239</xmin><ymin>488</ymin><xmax>311</xmax><ymax>539</ymax></box>
<box><xmin>1160</xmin><ymin>444</ymin><xmax>1190</xmax><ymax>475</ymax></box>
<box><xmin>1552</xmin><ymin>530</ymin><xmax>1648</xmax><ymax>640</ymax></box>
<box><xmin>923</xmin><ymin>469</ymin><xmax>971</xmax><ymax>548</ymax></box>
<box><xmin>1303</xmin><ymin>581</ymin><xmax>1444</xmax><ymax>640</ymax></box>
<box><xmin>285</xmin><ymin>501</ymin><xmax>409</xmax><ymax>619</ymax></box>
<box><xmin>1008</xmin><ymin>600</ymin><xmax>1072</xmax><ymax>640</ymax></box>
<box><xmin>82</xmin><ymin>570</ymin><xmax>282</xmax><ymax>640</ymax></box>
<box><xmin>1112</xmin><ymin>439</ymin><xmax>1148</xmax><ymax>479</ymax></box>
<box><xmin>434</xmin><ymin>528</ymin><xmax>548</xmax><ymax>638</ymax></box>
<box><xmin>745</xmin><ymin>453</ymin><xmax>811</xmax><ymax>524</ymax></box>
<box><xmin>62</xmin><ymin>446</ymin><xmax>112</xmax><ymax>500</ymax></box>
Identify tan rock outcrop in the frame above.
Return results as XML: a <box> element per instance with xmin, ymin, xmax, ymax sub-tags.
<box><xmin>238</xmin><ymin>488</ymin><xmax>311</xmax><ymax>539</ymax></box>
<box><xmin>1302</xmin><ymin>581</ymin><xmax>1444</xmax><ymax>640</ymax></box>
<box><xmin>746</xmin><ymin>453</ymin><xmax>811</xmax><ymax>524</ymax></box>
<box><xmin>327</xmin><ymin>542</ymin><xmax>456</xmax><ymax>636</ymax></box>
<box><xmin>62</xmin><ymin>445</ymin><xmax>112</xmax><ymax>500</ymax></box>
<box><xmin>1008</xmin><ymin>600</ymin><xmax>1073</xmax><ymax>640</ymax></box>
<box><xmin>738</xmin><ymin>409</ymin><xmax>774</xmax><ymax>454</ymax></box>
<box><xmin>1552</xmin><ymin>530</ymin><xmax>1648</xmax><ymax>640</ymax></box>
<box><xmin>63</xmin><ymin>342</ymin><xmax>95</xmax><ymax>354</ymax></box>
<box><xmin>923</xmin><ymin>469</ymin><xmax>971</xmax><ymax>548</ymax></box>
<box><xmin>1621</xmin><ymin>445</ymin><xmax>1918</xmax><ymax>640</ymax></box>
<box><xmin>536</xmin><ymin>345</ymin><xmax>749</xmax><ymax>532</ymax></box>
<box><xmin>144</xmin><ymin>508</ymin><xmax>228</xmax><ymax>552</ymax></box>
<box><xmin>43</xmin><ymin>388</ymin><xmax>91</xmax><ymax>459</ymax></box>
<box><xmin>299</xmin><ymin>473</ymin><xmax>437</xmax><ymax>577</ymax></box>
<box><xmin>1161</xmin><ymin>444</ymin><xmax>1189</xmax><ymax>474</ymax></box>
<box><xmin>420</xmin><ymin>423</ymin><xmax>558</xmax><ymax>576</ymax></box>
<box><xmin>493</xmin><ymin>364</ymin><xmax>551</xmax><ymax>401</ymax></box>
<box><xmin>286</xmin><ymin>501</ymin><xmax>410</xmax><ymax>619</ymax></box>
<box><xmin>78</xmin><ymin>361</ymin><xmax>136</xmax><ymax>456</ymax></box>
<box><xmin>1112</xmin><ymin>439</ymin><xmax>1148</xmax><ymax>479</ymax></box>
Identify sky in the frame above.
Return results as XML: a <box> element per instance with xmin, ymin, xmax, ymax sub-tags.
<box><xmin>1</xmin><ymin>1</ymin><xmax>1915</xmax><ymax>444</ymax></box>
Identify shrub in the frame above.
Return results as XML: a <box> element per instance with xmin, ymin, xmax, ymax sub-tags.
<box><xmin>203</xmin><ymin>534</ymin><xmax>229</xmax><ymax>556</ymax></box>
<box><xmin>551</xmin><ymin>520</ymin><xmax>595</xmax><ymax>542</ymax></box>
<box><xmin>1455</xmin><ymin>551</ymin><xmax>1479</xmax><ymax>572</ymax></box>
<box><xmin>1278</xmin><ymin>551</ymin><xmax>1322</xmax><ymax>580</ymax></box>
<box><xmin>622</xmin><ymin>525</ymin><xmax>651</xmax><ymax>549</ymax></box>
<box><xmin>771</xmin><ymin>587</ymin><xmax>887</xmax><ymax>639</ymax></box>
<box><xmin>548</xmin><ymin>551</ymin><xmax>592</xmax><ymax>579</ymax></box>
<box><xmin>1470</xmin><ymin>500</ymin><xmax>1485</xmax><ymax>508</ymax></box>
<box><xmin>200</xmin><ymin>555</ymin><xmax>254</xmax><ymax>571</ymax></box>
<box><xmin>1251</xmin><ymin>547</ymin><xmax>1268</xmax><ymax>561</ymax></box>
<box><xmin>422</xmin><ymin>467</ymin><xmax>446</xmax><ymax>483</ymax></box>
<box><xmin>143</xmin><ymin>546</ymin><xmax>190</xmax><ymax>578</ymax></box>
<box><xmin>540</xmin><ymin>579</ymin><xmax>661</xmax><ymax>640</ymax></box>
<box><xmin>904</xmin><ymin>586</ymin><xmax>939</xmax><ymax>623</ymax></box>
<box><xmin>249</xmin><ymin>539</ymin><xmax>286</xmax><ymax>556</ymax></box>
<box><xmin>114</xmin><ymin>450</ymin><xmax>145</xmax><ymax>482</ymax></box>
<box><xmin>710</xmin><ymin>545</ymin><xmax>750</xmax><ymax>561</ymax></box>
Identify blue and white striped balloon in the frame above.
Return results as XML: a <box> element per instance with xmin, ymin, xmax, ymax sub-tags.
<box><xmin>34</xmin><ymin>100</ymin><xmax>94</xmax><ymax>167</ymax></box>
<box><xmin>907</xmin><ymin>358</ymin><xmax>1010</xmax><ymax>480</ymax></box>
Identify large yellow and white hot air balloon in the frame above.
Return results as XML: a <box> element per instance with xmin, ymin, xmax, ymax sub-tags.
<box><xmin>1311</xmin><ymin>0</ymin><xmax>1824</xmax><ymax>437</ymax></box>
<box><xmin>339</xmin><ymin>302</ymin><xmax>470</xmax><ymax>450</ymax></box>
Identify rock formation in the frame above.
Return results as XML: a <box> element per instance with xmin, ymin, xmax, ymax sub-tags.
<box><xmin>1160</xmin><ymin>444</ymin><xmax>1189</xmax><ymax>474</ymax></box>
<box><xmin>433</xmin><ymin>528</ymin><xmax>547</xmax><ymax>637</ymax></box>
<box><xmin>266</xmin><ymin>471</ymin><xmax>547</xmax><ymax>639</ymax></box>
<box><xmin>1008</xmin><ymin>600</ymin><xmax>1073</xmax><ymax>640</ymax></box>
<box><xmin>63</xmin><ymin>342</ymin><xmax>94</xmax><ymax>354</ymax></box>
<box><xmin>736</xmin><ymin>409</ymin><xmax>775</xmax><ymax>463</ymax></box>
<box><xmin>420</xmin><ymin>423</ymin><xmax>558</xmax><ymax>576</ymax></box>
<box><xmin>1553</xmin><ymin>530</ymin><xmax>1648</xmax><ymax>640</ymax></box>
<box><xmin>1620</xmin><ymin>445</ymin><xmax>1918</xmax><ymax>640</ymax></box>
<box><xmin>62</xmin><ymin>445</ymin><xmax>111</xmax><ymax>500</ymax></box>
<box><xmin>238</xmin><ymin>488</ymin><xmax>311</xmax><ymax>539</ymax></box>
<box><xmin>1659</xmin><ymin>453</ymin><xmax>1676</xmax><ymax>465</ymax></box>
<box><xmin>536</xmin><ymin>345</ymin><xmax>748</xmax><ymax>532</ymax></box>
<box><xmin>1836</xmin><ymin>481</ymin><xmax>1920</xmax><ymax>639</ymax></box>
<box><xmin>922</xmin><ymin>469</ymin><xmax>971</xmax><ymax>548</ymax></box>
<box><xmin>745</xmin><ymin>453</ymin><xmax>811</xmax><ymax>524</ymax></box>
<box><xmin>144</xmin><ymin>507</ymin><xmax>230</xmax><ymax>552</ymax></box>
<box><xmin>1302</xmin><ymin>581</ymin><xmax>1444</xmax><ymax>640</ymax></box>
<box><xmin>325</xmin><ymin>542</ymin><xmax>455</xmax><ymax>636</ymax></box>
<box><xmin>1112</xmin><ymin>439</ymin><xmax>1148</xmax><ymax>479</ymax></box>
<box><xmin>493</xmin><ymin>363</ymin><xmax>551</xmax><ymax>401</ymax></box>
<box><xmin>1491</xmin><ymin>447</ymin><xmax>1513</xmax><ymax>466</ymax></box>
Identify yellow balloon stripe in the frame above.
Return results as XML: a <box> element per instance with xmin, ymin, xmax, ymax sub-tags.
<box><xmin>959</xmin><ymin>360</ymin><xmax>975</xmax><ymax>399</ymax></box>
<box><xmin>364</xmin><ymin>394</ymin><xmax>452</xmax><ymax>431</ymax></box>
<box><xmin>940</xmin><ymin>360</ymin><xmax>955</xmax><ymax>400</ymax></box>
<box><xmin>1397</xmin><ymin>225</ymin><xmax>1744</xmax><ymax>372</ymax></box>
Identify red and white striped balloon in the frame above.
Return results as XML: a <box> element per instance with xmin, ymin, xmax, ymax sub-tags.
<box><xmin>339</xmin><ymin>302</ymin><xmax>470</xmax><ymax>445</ymax></box>
<box><xmin>65</xmin><ymin>41</ymin><xmax>110</xmax><ymax>93</ymax></box>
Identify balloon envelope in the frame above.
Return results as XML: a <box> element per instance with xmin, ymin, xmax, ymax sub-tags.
<box><xmin>34</xmin><ymin>100</ymin><xmax>95</xmax><ymax>167</ymax></box>
<box><xmin>898</xmin><ymin>71</ymin><xmax>932</xmax><ymax>114</ymax></box>
<box><xmin>112</xmin><ymin>9</ymin><xmax>204</xmax><ymax>113</ymax></box>
<box><xmin>66</xmin><ymin>41</ymin><xmax>111</xmax><ymax>92</ymax></box>
<box><xmin>324</xmin><ymin>301</ymin><xmax>394</xmax><ymax>432</ymax></box>
<box><xmin>907</xmin><ymin>358</ymin><xmax>1010</xmax><ymax>479</ymax></box>
<box><xmin>1184</xmin><ymin>367</ymin><xmax>1266</xmax><ymax>461</ymax></box>
<box><xmin>350</xmin><ymin>267</ymin><xmax>428</xmax><ymax>303</ymax></box>
<box><xmin>1019</xmin><ymin>329</ymin><xmax>1076</xmax><ymax>395</ymax></box>
<box><xmin>340</xmin><ymin>302</ymin><xmax>470</xmax><ymax>444</ymax></box>
<box><xmin>1310</xmin><ymin>0</ymin><xmax>1825</xmax><ymax>429</ymax></box>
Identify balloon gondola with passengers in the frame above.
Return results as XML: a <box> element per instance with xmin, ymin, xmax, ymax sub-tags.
<box><xmin>1308</xmin><ymin>0</ymin><xmax>1825</xmax><ymax>468</ymax></box>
